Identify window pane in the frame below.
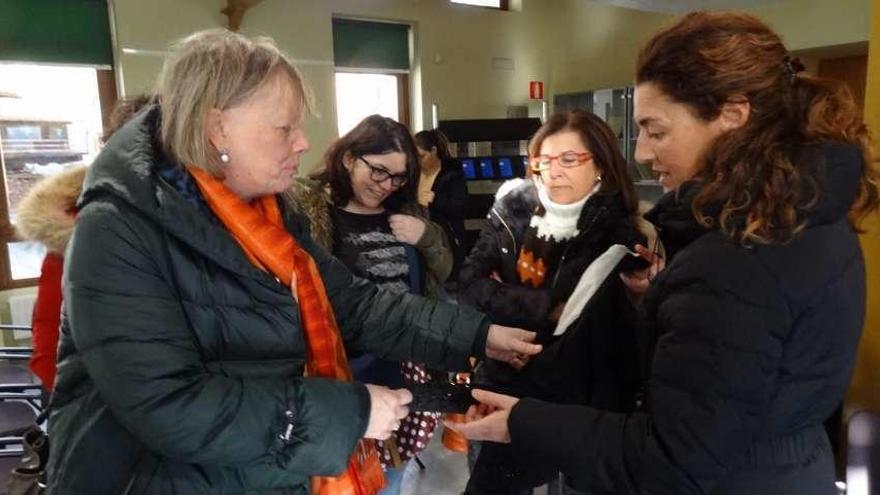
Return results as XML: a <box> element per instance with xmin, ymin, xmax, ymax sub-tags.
<box><xmin>5</xmin><ymin>125</ymin><xmax>41</xmax><ymax>140</ymax></box>
<box><xmin>0</xmin><ymin>63</ymin><xmax>102</xmax><ymax>219</ymax></box>
<box><xmin>335</xmin><ymin>72</ymin><xmax>399</xmax><ymax>136</ymax></box>
<box><xmin>8</xmin><ymin>241</ymin><xmax>44</xmax><ymax>280</ymax></box>
<box><xmin>0</xmin><ymin>63</ymin><xmax>102</xmax><ymax>284</ymax></box>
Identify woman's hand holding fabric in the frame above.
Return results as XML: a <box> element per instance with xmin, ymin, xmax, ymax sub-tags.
<box><xmin>389</xmin><ymin>214</ymin><xmax>426</xmax><ymax>245</ymax></box>
<box><xmin>620</xmin><ymin>243</ymin><xmax>665</xmax><ymax>297</ymax></box>
<box><xmin>364</xmin><ymin>384</ymin><xmax>412</xmax><ymax>440</ymax></box>
<box><xmin>485</xmin><ymin>324</ymin><xmax>542</xmax><ymax>369</ymax></box>
<box><xmin>444</xmin><ymin>390</ymin><xmax>518</xmax><ymax>443</ymax></box>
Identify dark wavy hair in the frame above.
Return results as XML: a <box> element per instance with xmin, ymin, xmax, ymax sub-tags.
<box><xmin>636</xmin><ymin>11</ymin><xmax>879</xmax><ymax>244</ymax></box>
<box><xmin>528</xmin><ymin>109</ymin><xmax>639</xmax><ymax>216</ymax></box>
<box><xmin>313</xmin><ymin>115</ymin><xmax>421</xmax><ymax>211</ymax></box>
<box><xmin>413</xmin><ymin>129</ymin><xmax>453</xmax><ymax>161</ymax></box>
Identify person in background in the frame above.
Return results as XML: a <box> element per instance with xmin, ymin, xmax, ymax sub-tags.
<box><xmin>14</xmin><ymin>94</ymin><xmax>152</xmax><ymax>391</ymax></box>
<box><xmin>45</xmin><ymin>29</ymin><xmax>540</xmax><ymax>495</ymax></box>
<box><xmin>414</xmin><ymin>129</ymin><xmax>468</xmax><ymax>283</ymax></box>
<box><xmin>458</xmin><ymin>110</ymin><xmax>647</xmax><ymax>494</ymax></box>
<box><xmin>286</xmin><ymin>114</ymin><xmax>453</xmax><ymax>494</ymax></box>
<box><xmin>451</xmin><ymin>11</ymin><xmax>879</xmax><ymax>495</ymax></box>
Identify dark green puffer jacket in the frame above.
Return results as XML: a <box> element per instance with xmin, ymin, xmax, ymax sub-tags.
<box><xmin>46</xmin><ymin>106</ymin><xmax>489</xmax><ymax>494</ymax></box>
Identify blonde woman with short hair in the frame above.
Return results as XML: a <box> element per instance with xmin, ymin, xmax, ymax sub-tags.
<box><xmin>46</xmin><ymin>29</ymin><xmax>540</xmax><ymax>495</ymax></box>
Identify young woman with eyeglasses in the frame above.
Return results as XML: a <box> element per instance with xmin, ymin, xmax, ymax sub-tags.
<box><xmin>285</xmin><ymin>114</ymin><xmax>454</xmax><ymax>495</ymax></box>
<box><xmin>457</xmin><ymin>109</ymin><xmax>650</xmax><ymax>494</ymax></box>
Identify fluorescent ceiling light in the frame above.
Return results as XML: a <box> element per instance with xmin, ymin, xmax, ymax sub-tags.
<box><xmin>450</xmin><ymin>0</ymin><xmax>502</xmax><ymax>7</ymax></box>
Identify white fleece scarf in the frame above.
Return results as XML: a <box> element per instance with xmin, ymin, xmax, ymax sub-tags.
<box><xmin>530</xmin><ymin>181</ymin><xmax>599</xmax><ymax>242</ymax></box>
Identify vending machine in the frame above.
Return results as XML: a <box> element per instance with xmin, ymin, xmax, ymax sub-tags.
<box><xmin>438</xmin><ymin>118</ymin><xmax>542</xmax><ymax>255</ymax></box>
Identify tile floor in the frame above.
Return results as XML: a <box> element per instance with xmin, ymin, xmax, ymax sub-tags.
<box><xmin>400</xmin><ymin>433</ymin><xmax>469</xmax><ymax>495</ymax></box>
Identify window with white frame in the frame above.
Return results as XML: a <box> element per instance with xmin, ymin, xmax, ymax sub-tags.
<box><xmin>332</xmin><ymin>19</ymin><xmax>411</xmax><ymax>136</ymax></box>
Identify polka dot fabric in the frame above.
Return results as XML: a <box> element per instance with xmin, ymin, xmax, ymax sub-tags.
<box><xmin>375</xmin><ymin>361</ymin><xmax>440</xmax><ymax>469</ymax></box>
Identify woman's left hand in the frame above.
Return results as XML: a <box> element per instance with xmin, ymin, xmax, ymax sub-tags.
<box><xmin>389</xmin><ymin>214</ymin><xmax>426</xmax><ymax>245</ymax></box>
<box><xmin>444</xmin><ymin>389</ymin><xmax>519</xmax><ymax>443</ymax></box>
<box><xmin>620</xmin><ymin>243</ymin><xmax>665</xmax><ymax>297</ymax></box>
<box><xmin>485</xmin><ymin>324</ymin><xmax>542</xmax><ymax>369</ymax></box>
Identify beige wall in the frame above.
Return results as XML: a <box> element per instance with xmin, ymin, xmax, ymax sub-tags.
<box><xmin>110</xmin><ymin>0</ymin><xmax>672</xmax><ymax>170</ymax></box>
<box><xmin>1</xmin><ymin>0</ymin><xmax>873</xmax><ymax>308</ymax></box>
<box><xmin>548</xmin><ymin>1</ymin><xmax>673</xmax><ymax>93</ymax></box>
<box><xmin>0</xmin><ymin>287</ymin><xmax>36</xmax><ymax>333</ymax></box>
<box><xmin>748</xmin><ymin>0</ymin><xmax>872</xmax><ymax>51</ymax></box>
<box><xmin>109</xmin><ymin>0</ymin><xmax>872</xmax><ymax>172</ymax></box>
<box><xmin>847</xmin><ymin>0</ymin><xmax>880</xmax><ymax>413</ymax></box>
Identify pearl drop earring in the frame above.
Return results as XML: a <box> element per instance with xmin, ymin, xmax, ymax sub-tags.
<box><xmin>219</xmin><ymin>148</ymin><xmax>230</xmax><ymax>163</ymax></box>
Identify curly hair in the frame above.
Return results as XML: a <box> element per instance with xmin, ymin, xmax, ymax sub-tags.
<box><xmin>636</xmin><ymin>11</ymin><xmax>879</xmax><ymax>244</ymax></box>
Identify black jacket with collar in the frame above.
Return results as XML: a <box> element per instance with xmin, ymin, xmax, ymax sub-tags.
<box><xmin>508</xmin><ymin>142</ymin><xmax>867</xmax><ymax>495</ymax></box>
<box><xmin>460</xmin><ymin>179</ymin><xmax>647</xmax><ymax>493</ymax></box>
<box><xmin>458</xmin><ymin>178</ymin><xmax>646</xmax><ymax>334</ymax></box>
<box><xmin>428</xmin><ymin>158</ymin><xmax>468</xmax><ymax>253</ymax></box>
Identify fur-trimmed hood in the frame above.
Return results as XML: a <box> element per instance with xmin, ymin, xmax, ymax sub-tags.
<box><xmin>15</xmin><ymin>165</ymin><xmax>87</xmax><ymax>254</ymax></box>
<box><xmin>283</xmin><ymin>177</ymin><xmax>336</xmax><ymax>251</ymax></box>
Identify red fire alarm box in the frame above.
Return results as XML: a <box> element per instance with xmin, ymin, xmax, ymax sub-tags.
<box><xmin>529</xmin><ymin>80</ymin><xmax>544</xmax><ymax>100</ymax></box>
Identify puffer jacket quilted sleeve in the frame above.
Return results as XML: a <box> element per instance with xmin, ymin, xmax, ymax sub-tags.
<box><xmin>458</xmin><ymin>222</ymin><xmax>554</xmax><ymax>331</ymax></box>
<box><xmin>508</xmin><ymin>229</ymin><xmax>861</xmax><ymax>494</ymax></box>
<box><xmin>49</xmin><ymin>105</ymin><xmax>492</xmax><ymax>494</ymax></box>
<box><xmin>62</xmin><ymin>195</ymin><xmax>370</xmax><ymax>475</ymax></box>
<box><xmin>507</xmin><ymin>143</ymin><xmax>867</xmax><ymax>495</ymax></box>
<box><xmin>283</xmin><ymin>179</ymin><xmax>486</xmax><ymax>366</ymax></box>
<box><xmin>303</xmin><ymin>229</ymin><xmax>488</xmax><ymax>369</ymax></box>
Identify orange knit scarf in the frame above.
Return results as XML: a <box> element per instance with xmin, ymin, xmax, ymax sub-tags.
<box><xmin>188</xmin><ymin>166</ymin><xmax>384</xmax><ymax>495</ymax></box>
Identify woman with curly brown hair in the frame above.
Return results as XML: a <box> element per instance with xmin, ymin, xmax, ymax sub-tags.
<box><xmin>451</xmin><ymin>10</ymin><xmax>879</xmax><ymax>495</ymax></box>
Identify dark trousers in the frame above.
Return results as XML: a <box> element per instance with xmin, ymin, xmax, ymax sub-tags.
<box><xmin>466</xmin><ymin>441</ymin><xmax>588</xmax><ymax>495</ymax></box>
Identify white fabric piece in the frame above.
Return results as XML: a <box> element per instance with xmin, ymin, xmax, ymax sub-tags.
<box><xmin>553</xmin><ymin>244</ymin><xmax>639</xmax><ymax>336</ymax></box>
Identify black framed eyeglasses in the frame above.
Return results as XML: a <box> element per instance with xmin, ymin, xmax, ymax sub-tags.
<box><xmin>529</xmin><ymin>151</ymin><xmax>593</xmax><ymax>173</ymax></box>
<box><xmin>358</xmin><ymin>156</ymin><xmax>408</xmax><ymax>188</ymax></box>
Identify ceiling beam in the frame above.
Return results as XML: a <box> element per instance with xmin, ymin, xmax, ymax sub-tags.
<box><xmin>221</xmin><ymin>0</ymin><xmax>266</xmax><ymax>31</ymax></box>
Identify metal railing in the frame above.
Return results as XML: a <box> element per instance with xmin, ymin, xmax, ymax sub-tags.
<box><xmin>1</xmin><ymin>138</ymin><xmax>72</xmax><ymax>154</ymax></box>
